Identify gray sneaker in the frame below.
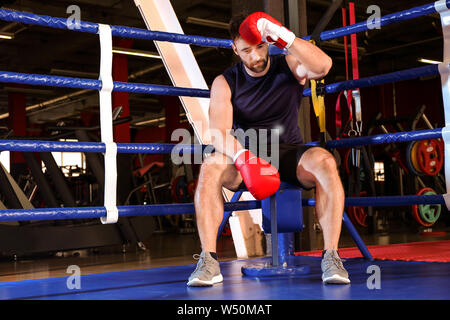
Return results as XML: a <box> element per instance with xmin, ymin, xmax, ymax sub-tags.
<box><xmin>187</xmin><ymin>252</ymin><xmax>223</xmax><ymax>287</ymax></box>
<box><xmin>321</xmin><ymin>249</ymin><xmax>350</xmax><ymax>284</ymax></box>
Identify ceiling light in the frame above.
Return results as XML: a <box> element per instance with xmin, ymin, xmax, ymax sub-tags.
<box><xmin>134</xmin><ymin>116</ymin><xmax>165</xmax><ymax>126</ymax></box>
<box><xmin>418</xmin><ymin>58</ymin><xmax>442</xmax><ymax>65</ymax></box>
<box><xmin>133</xmin><ymin>113</ymin><xmax>187</xmax><ymax>126</ymax></box>
<box><xmin>50</xmin><ymin>68</ymin><xmax>98</xmax><ymax>78</ymax></box>
<box><xmin>0</xmin><ymin>32</ymin><xmax>14</xmax><ymax>40</ymax></box>
<box><xmin>112</xmin><ymin>47</ymin><xmax>161</xmax><ymax>59</ymax></box>
<box><xmin>186</xmin><ymin>17</ymin><xmax>229</xmax><ymax>30</ymax></box>
<box><xmin>3</xmin><ymin>87</ymin><xmax>54</xmax><ymax>95</ymax></box>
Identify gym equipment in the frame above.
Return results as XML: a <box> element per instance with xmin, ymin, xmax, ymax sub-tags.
<box><xmin>406</xmin><ymin>141</ymin><xmax>425</xmax><ymax>176</ymax></box>
<box><xmin>347</xmin><ymin>192</ymin><xmax>368</xmax><ymax>228</ymax></box>
<box><xmin>171</xmin><ymin>175</ymin><xmax>190</xmax><ymax>203</ymax></box>
<box><xmin>416</xmin><ymin>139</ymin><xmax>444</xmax><ymax>176</ymax></box>
<box><xmin>412</xmin><ymin>187</ymin><xmax>441</xmax><ymax>226</ymax></box>
<box><xmin>344</xmin><ymin>146</ymin><xmax>376</xmax><ymax>230</ymax></box>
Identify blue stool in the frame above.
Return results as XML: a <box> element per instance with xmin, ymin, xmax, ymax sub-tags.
<box><xmin>218</xmin><ymin>182</ymin><xmax>373</xmax><ymax>277</ymax></box>
<box><xmin>241</xmin><ymin>183</ymin><xmax>310</xmax><ymax>276</ymax></box>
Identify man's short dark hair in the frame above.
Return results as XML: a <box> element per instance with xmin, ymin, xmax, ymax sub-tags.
<box><xmin>228</xmin><ymin>13</ymin><xmax>248</xmax><ymax>41</ymax></box>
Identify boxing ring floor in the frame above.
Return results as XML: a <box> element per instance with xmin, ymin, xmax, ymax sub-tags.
<box><xmin>0</xmin><ymin>255</ymin><xmax>449</xmax><ymax>300</ymax></box>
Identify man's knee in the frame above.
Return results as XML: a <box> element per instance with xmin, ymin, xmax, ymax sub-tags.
<box><xmin>198</xmin><ymin>153</ymin><xmax>242</xmax><ymax>190</ymax></box>
<box><xmin>301</xmin><ymin>147</ymin><xmax>338</xmax><ymax>174</ymax></box>
<box><xmin>200</xmin><ymin>153</ymin><xmax>231</xmax><ymax>176</ymax></box>
<box><xmin>320</xmin><ymin>153</ymin><xmax>339</xmax><ymax>173</ymax></box>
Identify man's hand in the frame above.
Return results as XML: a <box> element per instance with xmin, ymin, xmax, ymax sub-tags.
<box><xmin>233</xmin><ymin>149</ymin><xmax>280</xmax><ymax>200</ymax></box>
<box><xmin>239</xmin><ymin>12</ymin><xmax>296</xmax><ymax>49</ymax></box>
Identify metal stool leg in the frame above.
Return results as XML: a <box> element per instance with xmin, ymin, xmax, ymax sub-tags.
<box><xmin>270</xmin><ymin>194</ymin><xmax>278</xmax><ymax>267</ymax></box>
<box><xmin>241</xmin><ymin>193</ymin><xmax>309</xmax><ymax>277</ymax></box>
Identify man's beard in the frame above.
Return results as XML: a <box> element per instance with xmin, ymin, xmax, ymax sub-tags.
<box><xmin>244</xmin><ymin>56</ymin><xmax>269</xmax><ymax>73</ymax></box>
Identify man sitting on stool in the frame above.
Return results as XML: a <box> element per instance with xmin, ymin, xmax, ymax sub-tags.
<box><xmin>187</xmin><ymin>12</ymin><xmax>350</xmax><ymax>286</ymax></box>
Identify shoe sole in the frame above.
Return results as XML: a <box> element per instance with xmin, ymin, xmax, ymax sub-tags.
<box><xmin>322</xmin><ymin>274</ymin><xmax>351</xmax><ymax>284</ymax></box>
<box><xmin>187</xmin><ymin>274</ymin><xmax>223</xmax><ymax>287</ymax></box>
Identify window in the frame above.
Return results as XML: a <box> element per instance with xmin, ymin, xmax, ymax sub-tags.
<box><xmin>0</xmin><ymin>151</ymin><xmax>10</xmax><ymax>172</ymax></box>
<box><xmin>1</xmin><ymin>141</ymin><xmax>85</xmax><ymax>177</ymax></box>
<box><xmin>374</xmin><ymin>161</ymin><xmax>384</xmax><ymax>182</ymax></box>
<box><xmin>43</xmin><ymin>139</ymin><xmax>86</xmax><ymax>177</ymax></box>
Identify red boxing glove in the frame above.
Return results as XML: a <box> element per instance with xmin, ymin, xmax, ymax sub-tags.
<box><xmin>233</xmin><ymin>149</ymin><xmax>280</xmax><ymax>200</ymax></box>
<box><xmin>239</xmin><ymin>12</ymin><xmax>296</xmax><ymax>49</ymax></box>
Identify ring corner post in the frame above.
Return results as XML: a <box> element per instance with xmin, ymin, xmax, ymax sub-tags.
<box><xmin>436</xmin><ymin>1</ymin><xmax>450</xmax><ymax>208</ymax></box>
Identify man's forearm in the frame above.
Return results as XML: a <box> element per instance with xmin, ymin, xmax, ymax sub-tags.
<box><xmin>288</xmin><ymin>37</ymin><xmax>332</xmax><ymax>77</ymax></box>
<box><xmin>211</xmin><ymin>129</ymin><xmax>244</xmax><ymax>161</ymax></box>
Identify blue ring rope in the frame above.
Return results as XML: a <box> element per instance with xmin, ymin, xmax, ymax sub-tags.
<box><xmin>0</xmin><ymin>194</ymin><xmax>443</xmax><ymax>221</ymax></box>
<box><xmin>0</xmin><ymin>1</ymin><xmax>447</xmax><ymax>46</ymax></box>
<box><xmin>0</xmin><ymin>71</ymin><xmax>210</xmax><ymax>98</ymax></box>
<box><xmin>303</xmin><ymin>65</ymin><xmax>439</xmax><ymax>96</ymax></box>
<box><xmin>0</xmin><ymin>128</ymin><xmax>442</xmax><ymax>153</ymax></box>
<box><xmin>0</xmin><ymin>8</ymin><xmax>232</xmax><ymax>49</ymax></box>
<box><xmin>310</xmin><ymin>128</ymin><xmax>443</xmax><ymax>148</ymax></box>
<box><xmin>0</xmin><ymin>200</ymin><xmax>261</xmax><ymax>222</ymax></box>
<box><xmin>303</xmin><ymin>194</ymin><xmax>445</xmax><ymax>207</ymax></box>
<box><xmin>0</xmin><ymin>63</ymin><xmax>440</xmax><ymax>99</ymax></box>
<box><xmin>0</xmin><ymin>139</ymin><xmax>207</xmax><ymax>153</ymax></box>
<box><xmin>304</xmin><ymin>2</ymin><xmax>450</xmax><ymax>41</ymax></box>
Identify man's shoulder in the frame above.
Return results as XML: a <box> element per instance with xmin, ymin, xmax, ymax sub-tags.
<box><xmin>222</xmin><ymin>61</ymin><xmax>240</xmax><ymax>77</ymax></box>
<box><xmin>220</xmin><ymin>62</ymin><xmax>241</xmax><ymax>92</ymax></box>
<box><xmin>212</xmin><ymin>74</ymin><xmax>228</xmax><ymax>86</ymax></box>
<box><xmin>210</xmin><ymin>74</ymin><xmax>232</xmax><ymax>97</ymax></box>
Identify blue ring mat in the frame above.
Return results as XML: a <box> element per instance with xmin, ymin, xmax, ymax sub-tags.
<box><xmin>0</xmin><ymin>256</ymin><xmax>449</xmax><ymax>300</ymax></box>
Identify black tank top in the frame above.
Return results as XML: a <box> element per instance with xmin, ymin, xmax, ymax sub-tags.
<box><xmin>222</xmin><ymin>54</ymin><xmax>304</xmax><ymax>149</ymax></box>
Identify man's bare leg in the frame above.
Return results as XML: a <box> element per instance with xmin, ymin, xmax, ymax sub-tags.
<box><xmin>296</xmin><ymin>147</ymin><xmax>349</xmax><ymax>284</ymax></box>
<box><xmin>194</xmin><ymin>152</ymin><xmax>243</xmax><ymax>253</ymax></box>
<box><xmin>296</xmin><ymin>147</ymin><xmax>345</xmax><ymax>250</ymax></box>
<box><xmin>187</xmin><ymin>152</ymin><xmax>243</xmax><ymax>286</ymax></box>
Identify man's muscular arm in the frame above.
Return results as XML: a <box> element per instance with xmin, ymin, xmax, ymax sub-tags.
<box><xmin>208</xmin><ymin>75</ymin><xmax>281</xmax><ymax>200</ymax></box>
<box><xmin>208</xmin><ymin>75</ymin><xmax>243</xmax><ymax>160</ymax></box>
<box><xmin>285</xmin><ymin>38</ymin><xmax>332</xmax><ymax>83</ymax></box>
<box><xmin>238</xmin><ymin>12</ymin><xmax>331</xmax><ymax>84</ymax></box>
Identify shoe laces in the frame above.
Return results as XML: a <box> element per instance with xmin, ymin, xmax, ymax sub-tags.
<box><xmin>192</xmin><ymin>253</ymin><xmax>214</xmax><ymax>275</ymax></box>
<box><xmin>193</xmin><ymin>253</ymin><xmax>201</xmax><ymax>261</ymax></box>
<box><xmin>323</xmin><ymin>252</ymin><xmax>346</xmax><ymax>271</ymax></box>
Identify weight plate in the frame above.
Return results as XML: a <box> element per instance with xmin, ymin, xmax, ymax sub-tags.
<box><xmin>406</xmin><ymin>141</ymin><xmax>424</xmax><ymax>176</ymax></box>
<box><xmin>418</xmin><ymin>190</ymin><xmax>441</xmax><ymax>224</ymax></box>
<box><xmin>416</xmin><ymin>139</ymin><xmax>444</xmax><ymax>176</ymax></box>
<box><xmin>347</xmin><ymin>191</ymin><xmax>368</xmax><ymax>228</ymax></box>
<box><xmin>412</xmin><ymin>187</ymin><xmax>440</xmax><ymax>226</ymax></box>
<box><xmin>411</xmin><ymin>141</ymin><xmax>423</xmax><ymax>174</ymax></box>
